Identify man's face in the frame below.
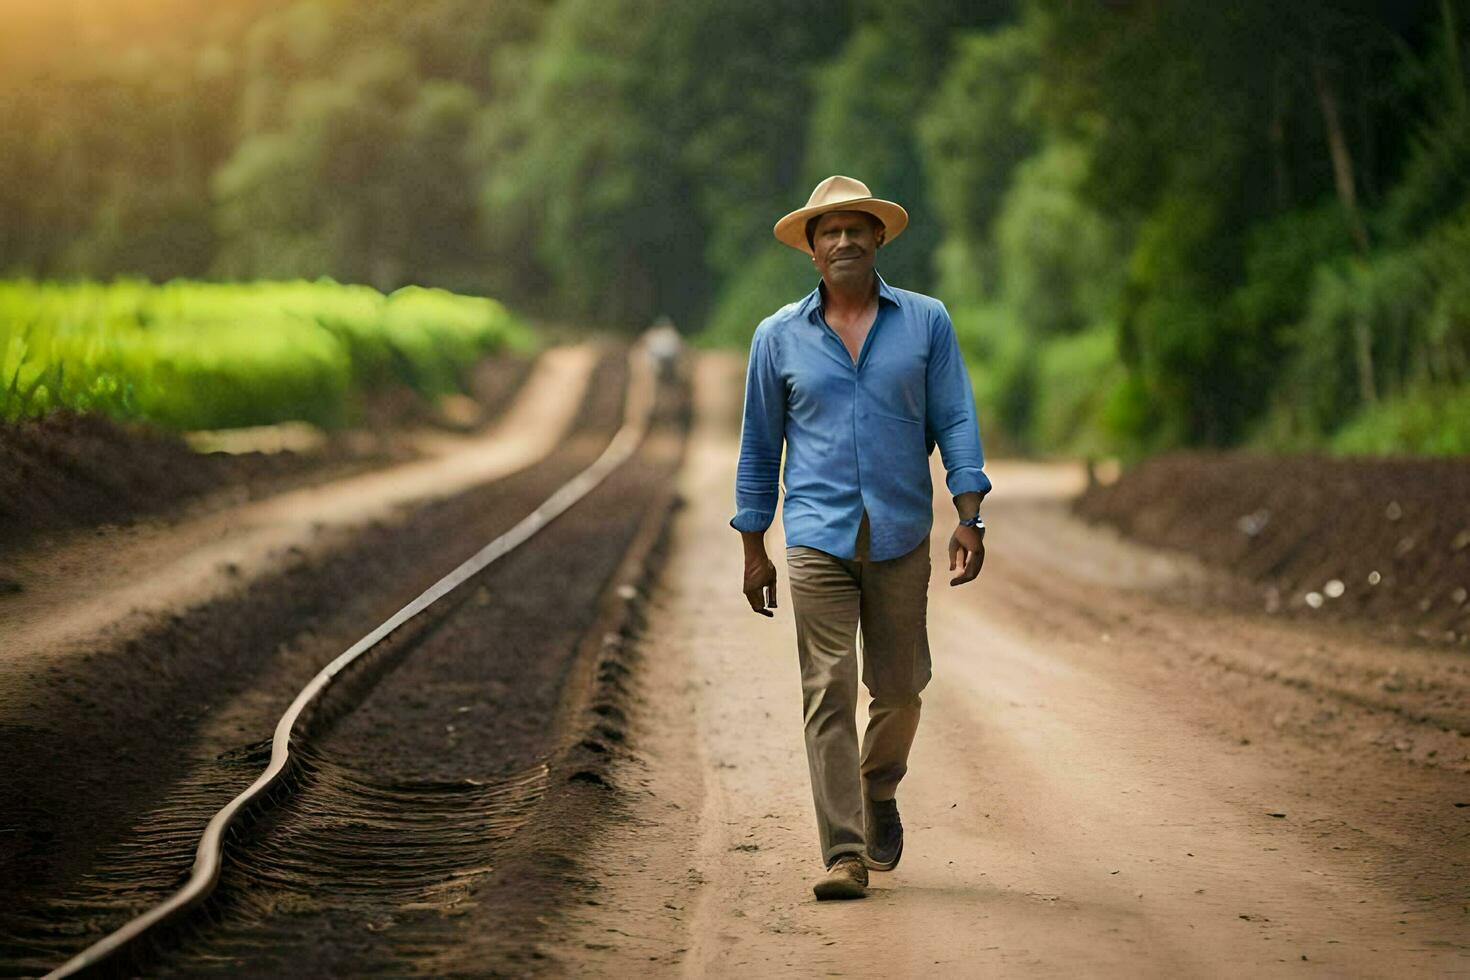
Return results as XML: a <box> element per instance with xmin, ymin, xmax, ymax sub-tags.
<box><xmin>811</xmin><ymin>211</ymin><xmax>883</xmax><ymax>287</ymax></box>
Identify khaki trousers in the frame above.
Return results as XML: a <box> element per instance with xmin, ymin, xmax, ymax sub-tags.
<box><xmin>786</xmin><ymin>518</ymin><xmax>931</xmax><ymax>865</ymax></box>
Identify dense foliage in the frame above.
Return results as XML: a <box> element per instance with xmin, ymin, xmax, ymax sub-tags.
<box><xmin>0</xmin><ymin>280</ymin><xmax>529</xmax><ymax>429</ymax></box>
<box><xmin>3</xmin><ymin>0</ymin><xmax>1466</xmax><ymax>453</ymax></box>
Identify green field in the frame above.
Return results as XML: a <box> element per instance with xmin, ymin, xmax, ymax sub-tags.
<box><xmin>0</xmin><ymin>280</ymin><xmax>532</xmax><ymax>431</ymax></box>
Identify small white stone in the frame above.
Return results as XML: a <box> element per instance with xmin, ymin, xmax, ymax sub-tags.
<box><xmin>1304</xmin><ymin>592</ymin><xmax>1324</xmax><ymax>609</ymax></box>
<box><xmin>1324</xmin><ymin>580</ymin><xmax>1345</xmax><ymax>598</ymax></box>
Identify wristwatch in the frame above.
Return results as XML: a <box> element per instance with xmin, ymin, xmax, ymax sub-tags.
<box><xmin>959</xmin><ymin>514</ymin><xmax>986</xmax><ymax>533</ymax></box>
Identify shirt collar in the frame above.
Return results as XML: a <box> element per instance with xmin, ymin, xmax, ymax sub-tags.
<box><xmin>800</xmin><ymin>272</ymin><xmax>902</xmax><ymax>324</ymax></box>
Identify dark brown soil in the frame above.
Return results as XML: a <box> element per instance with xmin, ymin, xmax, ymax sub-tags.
<box><xmin>0</xmin><ymin>352</ymin><xmax>534</xmax><ymax>561</ymax></box>
<box><xmin>0</xmin><ymin>412</ymin><xmax>286</xmax><ymax>554</ymax></box>
<box><xmin>0</xmin><ymin>345</ymin><xmax>682</xmax><ymax>977</ymax></box>
<box><xmin>1075</xmin><ymin>452</ymin><xmax>1470</xmax><ymax>645</ymax></box>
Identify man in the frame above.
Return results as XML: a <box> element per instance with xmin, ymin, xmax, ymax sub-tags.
<box><xmin>731</xmin><ymin>175</ymin><xmax>991</xmax><ymax>900</ymax></box>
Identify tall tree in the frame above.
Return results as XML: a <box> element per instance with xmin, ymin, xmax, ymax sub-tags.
<box><xmin>1030</xmin><ymin>0</ymin><xmax>1437</xmax><ymax>444</ymax></box>
<box><xmin>919</xmin><ymin>25</ymin><xmax>1040</xmax><ymax>302</ymax></box>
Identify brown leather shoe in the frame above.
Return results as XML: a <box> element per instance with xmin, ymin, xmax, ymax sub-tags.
<box><xmin>813</xmin><ymin>854</ymin><xmax>868</xmax><ymax>900</ymax></box>
<box><xmin>864</xmin><ymin>797</ymin><xmax>903</xmax><ymax>871</ymax></box>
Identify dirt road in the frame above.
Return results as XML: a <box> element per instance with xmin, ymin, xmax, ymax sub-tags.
<box><xmin>561</xmin><ymin>353</ymin><xmax>1468</xmax><ymax>978</ymax></box>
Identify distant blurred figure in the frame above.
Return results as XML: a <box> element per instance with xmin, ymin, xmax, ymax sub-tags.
<box><xmin>646</xmin><ymin>315</ymin><xmax>682</xmax><ymax>383</ymax></box>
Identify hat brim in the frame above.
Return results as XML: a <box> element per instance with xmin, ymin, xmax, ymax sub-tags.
<box><xmin>773</xmin><ymin>198</ymin><xmax>909</xmax><ymax>255</ymax></box>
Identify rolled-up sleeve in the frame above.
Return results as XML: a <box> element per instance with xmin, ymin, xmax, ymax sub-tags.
<box><xmin>925</xmin><ymin>305</ymin><xmax>992</xmax><ymax>499</ymax></box>
<box><xmin>730</xmin><ymin>324</ymin><xmax>785</xmax><ymax>532</ymax></box>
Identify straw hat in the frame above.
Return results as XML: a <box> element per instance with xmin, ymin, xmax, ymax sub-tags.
<box><xmin>773</xmin><ymin>175</ymin><xmax>909</xmax><ymax>255</ymax></box>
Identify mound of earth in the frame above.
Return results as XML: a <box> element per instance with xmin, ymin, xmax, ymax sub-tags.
<box><xmin>0</xmin><ymin>354</ymin><xmax>533</xmax><ymax>561</ymax></box>
<box><xmin>0</xmin><ymin>412</ymin><xmax>331</xmax><ymax>558</ymax></box>
<box><xmin>1075</xmin><ymin>452</ymin><xmax>1470</xmax><ymax>645</ymax></box>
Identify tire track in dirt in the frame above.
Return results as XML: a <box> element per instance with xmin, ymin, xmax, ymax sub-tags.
<box><xmin>21</xmin><ymin>351</ymin><xmax>687</xmax><ymax>978</ymax></box>
<box><xmin>0</xmin><ymin>347</ymin><xmax>633</xmax><ymax>974</ymax></box>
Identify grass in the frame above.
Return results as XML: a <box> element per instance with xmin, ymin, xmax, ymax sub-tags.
<box><xmin>1331</xmin><ymin>385</ymin><xmax>1470</xmax><ymax>456</ymax></box>
<box><xmin>0</xmin><ymin>279</ymin><xmax>533</xmax><ymax>431</ymax></box>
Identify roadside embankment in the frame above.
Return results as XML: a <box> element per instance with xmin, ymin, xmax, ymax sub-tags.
<box><xmin>1075</xmin><ymin>452</ymin><xmax>1470</xmax><ymax>645</ymax></box>
<box><xmin>0</xmin><ymin>351</ymin><xmax>533</xmax><ymax>560</ymax></box>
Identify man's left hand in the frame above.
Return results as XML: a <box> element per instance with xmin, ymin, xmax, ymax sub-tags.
<box><xmin>948</xmin><ymin>524</ymin><xmax>985</xmax><ymax>586</ymax></box>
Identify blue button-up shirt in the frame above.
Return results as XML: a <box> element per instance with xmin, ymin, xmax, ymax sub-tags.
<box><xmin>730</xmin><ymin>275</ymin><xmax>991</xmax><ymax>561</ymax></box>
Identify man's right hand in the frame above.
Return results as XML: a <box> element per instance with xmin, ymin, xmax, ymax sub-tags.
<box><xmin>742</xmin><ymin>554</ymin><xmax>778</xmax><ymax>617</ymax></box>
